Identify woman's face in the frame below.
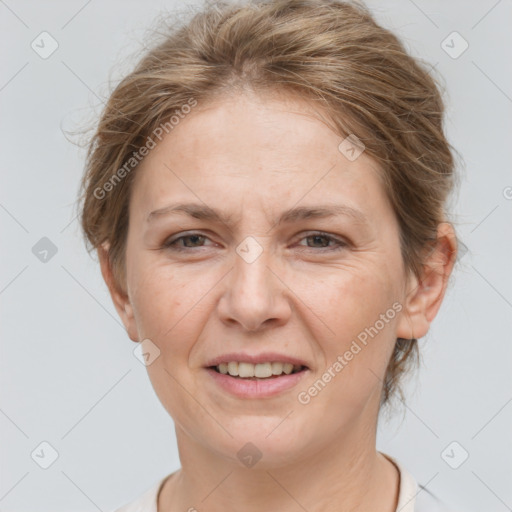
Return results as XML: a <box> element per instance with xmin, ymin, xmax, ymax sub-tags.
<box><xmin>109</xmin><ymin>91</ymin><xmax>424</xmax><ymax>467</ymax></box>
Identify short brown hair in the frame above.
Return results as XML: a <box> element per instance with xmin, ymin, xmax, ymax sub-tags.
<box><xmin>78</xmin><ymin>0</ymin><xmax>459</xmax><ymax>410</ymax></box>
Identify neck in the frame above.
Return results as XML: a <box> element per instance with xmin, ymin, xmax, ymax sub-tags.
<box><xmin>158</xmin><ymin>416</ymin><xmax>399</xmax><ymax>512</ymax></box>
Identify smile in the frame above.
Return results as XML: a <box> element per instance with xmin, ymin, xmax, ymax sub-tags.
<box><xmin>212</xmin><ymin>361</ymin><xmax>306</xmax><ymax>379</ymax></box>
<box><xmin>205</xmin><ymin>364</ymin><xmax>309</xmax><ymax>398</ymax></box>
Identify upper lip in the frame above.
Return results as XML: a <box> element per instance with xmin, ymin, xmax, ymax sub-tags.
<box><xmin>205</xmin><ymin>352</ymin><xmax>310</xmax><ymax>368</ymax></box>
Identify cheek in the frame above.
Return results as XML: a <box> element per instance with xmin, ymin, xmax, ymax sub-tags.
<box><xmin>307</xmin><ymin>263</ymin><xmax>399</xmax><ymax>377</ymax></box>
<box><xmin>306</xmin><ymin>262</ymin><xmax>395</xmax><ymax>331</ymax></box>
<box><xmin>129</xmin><ymin>261</ymin><xmax>216</xmax><ymax>363</ymax></box>
<box><xmin>128</xmin><ymin>261</ymin><xmax>183</xmax><ymax>340</ymax></box>
<box><xmin>129</xmin><ymin>267</ymin><xmax>201</xmax><ymax>417</ymax></box>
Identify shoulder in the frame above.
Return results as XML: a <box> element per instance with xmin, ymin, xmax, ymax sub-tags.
<box><xmin>415</xmin><ymin>484</ymin><xmax>462</xmax><ymax>512</ymax></box>
<box><xmin>381</xmin><ymin>452</ymin><xmax>460</xmax><ymax>512</ymax></box>
<box><xmin>110</xmin><ymin>475</ymin><xmax>168</xmax><ymax>512</ymax></box>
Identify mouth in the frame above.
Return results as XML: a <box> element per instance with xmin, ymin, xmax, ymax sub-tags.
<box><xmin>205</xmin><ymin>362</ymin><xmax>309</xmax><ymax>398</ymax></box>
<box><xmin>208</xmin><ymin>361</ymin><xmax>308</xmax><ymax>380</ymax></box>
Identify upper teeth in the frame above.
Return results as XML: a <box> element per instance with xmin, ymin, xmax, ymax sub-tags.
<box><xmin>216</xmin><ymin>362</ymin><xmax>302</xmax><ymax>378</ymax></box>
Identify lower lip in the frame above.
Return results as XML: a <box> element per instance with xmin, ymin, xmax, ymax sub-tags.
<box><xmin>205</xmin><ymin>367</ymin><xmax>309</xmax><ymax>398</ymax></box>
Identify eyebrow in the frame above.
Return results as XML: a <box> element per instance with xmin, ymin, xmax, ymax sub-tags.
<box><xmin>146</xmin><ymin>202</ymin><xmax>370</xmax><ymax>228</ymax></box>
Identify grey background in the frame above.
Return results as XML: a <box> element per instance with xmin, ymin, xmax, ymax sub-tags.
<box><xmin>1</xmin><ymin>1</ymin><xmax>511</xmax><ymax>511</ymax></box>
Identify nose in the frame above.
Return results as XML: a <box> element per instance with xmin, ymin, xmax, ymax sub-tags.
<box><xmin>217</xmin><ymin>239</ymin><xmax>292</xmax><ymax>333</ymax></box>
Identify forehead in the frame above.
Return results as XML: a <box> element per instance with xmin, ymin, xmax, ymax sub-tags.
<box><xmin>161</xmin><ymin>91</ymin><xmax>339</xmax><ymax>167</ymax></box>
<box><xmin>130</xmin><ymin>90</ymin><xmax>389</xmax><ymax>226</ymax></box>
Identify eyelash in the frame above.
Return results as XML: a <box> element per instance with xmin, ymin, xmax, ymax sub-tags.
<box><xmin>163</xmin><ymin>231</ymin><xmax>347</xmax><ymax>253</ymax></box>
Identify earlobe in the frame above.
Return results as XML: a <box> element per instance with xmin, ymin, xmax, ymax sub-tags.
<box><xmin>98</xmin><ymin>242</ymin><xmax>139</xmax><ymax>342</ymax></box>
<box><xmin>396</xmin><ymin>223</ymin><xmax>457</xmax><ymax>341</ymax></box>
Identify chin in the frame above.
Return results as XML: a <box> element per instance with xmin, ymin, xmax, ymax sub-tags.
<box><xmin>204</xmin><ymin>417</ymin><xmax>316</xmax><ymax>470</ymax></box>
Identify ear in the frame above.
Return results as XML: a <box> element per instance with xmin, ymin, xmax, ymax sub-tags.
<box><xmin>396</xmin><ymin>222</ymin><xmax>457</xmax><ymax>340</ymax></box>
<box><xmin>98</xmin><ymin>242</ymin><xmax>139</xmax><ymax>342</ymax></box>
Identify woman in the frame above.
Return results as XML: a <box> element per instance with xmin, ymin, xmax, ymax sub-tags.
<box><xmin>78</xmin><ymin>1</ymin><xmax>460</xmax><ymax>510</ymax></box>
